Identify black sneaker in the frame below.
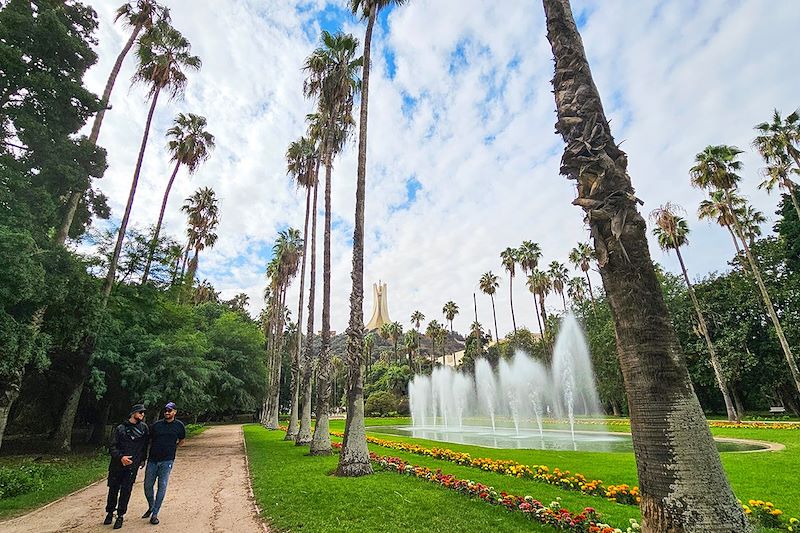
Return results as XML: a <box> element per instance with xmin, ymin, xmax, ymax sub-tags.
<box><xmin>103</xmin><ymin>513</ymin><xmax>114</xmax><ymax>525</ymax></box>
<box><xmin>113</xmin><ymin>516</ymin><xmax>124</xmax><ymax>529</ymax></box>
<box><xmin>150</xmin><ymin>515</ymin><xmax>160</xmax><ymax>525</ymax></box>
<box><xmin>142</xmin><ymin>509</ymin><xmax>152</xmax><ymax>519</ymax></box>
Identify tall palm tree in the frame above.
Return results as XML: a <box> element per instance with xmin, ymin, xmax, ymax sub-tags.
<box><xmin>284</xmin><ymin>136</ymin><xmax>317</xmax><ymax>441</ymax></box>
<box><xmin>404</xmin><ymin>329</ymin><xmax>419</xmax><ymax>370</ymax></box>
<box><xmin>442</xmin><ymin>301</ymin><xmax>459</xmax><ymax>360</ymax></box>
<box><xmin>527</xmin><ymin>269</ymin><xmax>551</xmax><ymax>334</ymax></box>
<box><xmin>548</xmin><ymin>261</ymin><xmax>569</xmax><ymax>311</ymax></box>
<box><xmin>389</xmin><ymin>321</ymin><xmax>403</xmax><ymax>364</ymax></box>
<box><xmin>517</xmin><ymin>240</ymin><xmax>543</xmax><ymax>333</ymax></box>
<box><xmin>478</xmin><ymin>272</ymin><xmax>500</xmax><ymax>342</ymax></box>
<box><xmin>101</xmin><ymin>21</ymin><xmax>201</xmax><ymax>303</ymax></box>
<box><xmin>303</xmin><ymin>30</ymin><xmax>361</xmax><ymax>456</ymax></box>
<box><xmin>338</xmin><ymin>0</ymin><xmax>409</xmax><ymax>480</ymax></box>
<box><xmin>567</xmin><ymin>276</ymin><xmax>587</xmax><ymax>304</ymax></box>
<box><xmin>57</xmin><ymin>0</ymin><xmax>169</xmax><ymax>245</ymax></box>
<box><xmin>410</xmin><ymin>310</ymin><xmax>425</xmax><ymax>331</ymax></box>
<box><xmin>141</xmin><ymin>113</ymin><xmax>215</xmax><ymax>283</ymax></box>
<box><xmin>569</xmin><ymin>242</ymin><xmax>596</xmax><ymax>313</ymax></box>
<box><xmin>500</xmin><ymin>247</ymin><xmax>519</xmax><ymax>334</ymax></box>
<box><xmin>181</xmin><ymin>187</ymin><xmax>218</xmax><ymax>290</ymax></box>
<box><xmin>753</xmin><ymin>109</ymin><xmax>800</xmax><ymax>220</ymax></box>
<box><xmin>262</xmin><ymin>228</ymin><xmax>303</xmax><ymax>429</ymax></box>
<box><xmin>364</xmin><ymin>331</ymin><xmax>376</xmax><ymax>377</ymax></box>
<box><xmin>426</xmin><ymin>320</ymin><xmax>442</xmax><ymax>366</ymax></box>
<box><xmin>691</xmin><ymin>145</ymin><xmax>799</xmax><ymax>396</ymax></box>
<box><xmin>698</xmin><ymin>189</ymin><xmax>747</xmax><ymax>258</ymax></box>
<box><xmin>542</xmin><ymin>1</ymin><xmax>748</xmax><ymax>529</ymax></box>
<box><xmin>651</xmin><ymin>203</ymin><xmax>738</xmax><ymax>422</ymax></box>
<box><xmin>739</xmin><ymin>204</ymin><xmax>766</xmax><ymax>247</ymax></box>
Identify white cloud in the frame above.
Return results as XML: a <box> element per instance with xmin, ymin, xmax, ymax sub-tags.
<box><xmin>80</xmin><ymin>0</ymin><xmax>800</xmax><ymax>337</ymax></box>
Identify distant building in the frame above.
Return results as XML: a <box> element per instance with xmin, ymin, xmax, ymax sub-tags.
<box><xmin>365</xmin><ymin>281</ymin><xmax>391</xmax><ymax>331</ymax></box>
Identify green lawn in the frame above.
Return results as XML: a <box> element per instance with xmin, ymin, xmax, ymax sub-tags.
<box><xmin>0</xmin><ymin>452</ymin><xmax>108</xmax><ymax>519</ymax></box>
<box><xmin>245</xmin><ymin>418</ymin><xmax>797</xmax><ymax>532</ymax></box>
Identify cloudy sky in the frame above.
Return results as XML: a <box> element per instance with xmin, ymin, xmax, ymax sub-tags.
<box><xmin>80</xmin><ymin>0</ymin><xmax>800</xmax><ymax>337</ymax></box>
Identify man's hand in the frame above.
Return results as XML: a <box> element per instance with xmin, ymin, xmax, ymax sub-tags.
<box><xmin>121</xmin><ymin>456</ymin><xmax>133</xmax><ymax>466</ymax></box>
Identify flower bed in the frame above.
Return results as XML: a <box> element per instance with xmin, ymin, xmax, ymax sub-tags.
<box><xmin>556</xmin><ymin>418</ymin><xmax>800</xmax><ymax>431</ymax></box>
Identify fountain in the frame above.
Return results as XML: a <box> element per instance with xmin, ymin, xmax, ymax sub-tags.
<box><xmin>402</xmin><ymin>314</ymin><xmax>610</xmax><ymax>451</ymax></box>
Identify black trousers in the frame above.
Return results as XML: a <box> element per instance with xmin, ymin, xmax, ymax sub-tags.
<box><xmin>105</xmin><ymin>466</ymin><xmax>139</xmax><ymax>516</ymax></box>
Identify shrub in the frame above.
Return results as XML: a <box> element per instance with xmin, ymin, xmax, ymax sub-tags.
<box><xmin>0</xmin><ymin>461</ymin><xmax>55</xmax><ymax>500</ymax></box>
<box><xmin>365</xmin><ymin>391</ymin><xmax>397</xmax><ymax>417</ymax></box>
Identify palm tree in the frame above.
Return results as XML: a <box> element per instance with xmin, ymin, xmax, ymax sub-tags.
<box><xmin>101</xmin><ymin>21</ymin><xmax>201</xmax><ymax>303</ymax></box>
<box><xmin>547</xmin><ymin>261</ymin><xmax>569</xmax><ymax>311</ymax></box>
<box><xmin>57</xmin><ymin>0</ymin><xmax>169</xmax><ymax>245</ymax></box>
<box><xmin>141</xmin><ymin>113</ymin><xmax>215</xmax><ymax>283</ymax></box>
<box><xmin>567</xmin><ymin>276</ymin><xmax>587</xmax><ymax>304</ymax></box>
<box><xmin>404</xmin><ymin>329</ymin><xmax>419</xmax><ymax>370</ymax></box>
<box><xmin>698</xmin><ymin>189</ymin><xmax>747</xmax><ymax>258</ymax></box>
<box><xmin>691</xmin><ymin>144</ymin><xmax>799</xmax><ymax>396</ymax></box>
<box><xmin>338</xmin><ymin>0</ymin><xmax>408</xmax><ymax>478</ymax></box>
<box><xmin>426</xmin><ymin>320</ymin><xmax>443</xmax><ymax>366</ymax></box>
<box><xmin>753</xmin><ymin>109</ymin><xmax>800</xmax><ymax>220</ymax></box>
<box><xmin>303</xmin><ymin>30</ymin><xmax>361</xmax><ymax>456</ymax></box>
<box><xmin>262</xmin><ymin>228</ymin><xmax>303</xmax><ymax>429</ymax></box>
<box><xmin>364</xmin><ymin>331</ymin><xmax>376</xmax><ymax>377</ymax></box>
<box><xmin>739</xmin><ymin>204</ymin><xmax>766</xmax><ymax>247</ymax></box>
<box><xmin>542</xmin><ymin>1</ymin><xmax>748</xmax><ymax>529</ymax></box>
<box><xmin>526</xmin><ymin>269</ymin><xmax>551</xmax><ymax>335</ymax></box>
<box><xmin>569</xmin><ymin>243</ymin><xmax>596</xmax><ymax>313</ymax></box>
<box><xmin>500</xmin><ymin>247</ymin><xmax>519</xmax><ymax>334</ymax></box>
<box><xmin>442</xmin><ymin>301</ymin><xmax>459</xmax><ymax>361</ymax></box>
<box><xmin>284</xmin><ymin>136</ymin><xmax>317</xmax><ymax>441</ymax></box>
<box><xmin>651</xmin><ymin>203</ymin><xmax>738</xmax><ymax>422</ymax></box>
<box><xmin>478</xmin><ymin>272</ymin><xmax>500</xmax><ymax>342</ymax></box>
<box><xmin>181</xmin><ymin>187</ymin><xmax>219</xmax><ymax>291</ymax></box>
<box><xmin>517</xmin><ymin>240</ymin><xmax>543</xmax><ymax>332</ymax></box>
<box><xmin>411</xmin><ymin>310</ymin><xmax>425</xmax><ymax>331</ymax></box>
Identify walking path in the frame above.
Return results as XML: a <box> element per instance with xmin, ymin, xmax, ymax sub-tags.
<box><xmin>0</xmin><ymin>425</ymin><xmax>265</xmax><ymax>533</ymax></box>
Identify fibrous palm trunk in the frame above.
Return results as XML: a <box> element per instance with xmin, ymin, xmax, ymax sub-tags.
<box><xmin>57</xmin><ymin>23</ymin><xmax>144</xmax><ymax>245</ymax></box>
<box><xmin>533</xmin><ymin>294</ymin><xmax>544</xmax><ymax>338</ymax></box>
<box><xmin>725</xmin><ymin>191</ymin><xmax>800</xmax><ymax>395</ymax></box>
<box><xmin>286</xmin><ymin>186</ymin><xmax>312</xmax><ymax>440</ymax></box>
<box><xmin>489</xmin><ymin>295</ymin><xmax>499</xmax><ymax>342</ymax></box>
<box><xmin>508</xmin><ymin>275</ymin><xmax>517</xmax><ymax>334</ymax></box>
<box><xmin>673</xmin><ymin>245</ymin><xmax>737</xmax><ymax>422</ymax></box>
<box><xmin>542</xmin><ymin>1</ymin><xmax>750</xmax><ymax>530</ymax></box>
<box><xmin>583</xmin><ymin>268</ymin><xmax>597</xmax><ymax>313</ymax></box>
<box><xmin>102</xmin><ymin>88</ymin><xmax>162</xmax><ymax>304</ymax></box>
<box><xmin>784</xmin><ymin>149</ymin><xmax>800</xmax><ymax>221</ymax></box>
<box><xmin>141</xmin><ymin>160</ymin><xmax>182</xmax><ymax>284</ymax></box>
<box><xmin>310</xmin><ymin>160</ymin><xmax>333</xmax><ymax>456</ymax></box>
<box><xmin>296</xmin><ymin>169</ymin><xmax>320</xmax><ymax>446</ymax></box>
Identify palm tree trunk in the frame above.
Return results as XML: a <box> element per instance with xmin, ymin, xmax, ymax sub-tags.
<box><xmin>490</xmin><ymin>294</ymin><xmax>499</xmax><ymax>342</ymax></box>
<box><xmin>101</xmin><ymin>88</ymin><xmax>162</xmax><ymax>305</ymax></box>
<box><xmin>783</xmin><ymin>149</ymin><xmax>800</xmax><ymax>221</ymax></box>
<box><xmin>584</xmin><ymin>270</ymin><xmax>597</xmax><ymax>313</ymax></box>
<box><xmin>538</xmin><ymin>292</ymin><xmax>548</xmax><ymax>333</ymax></box>
<box><xmin>561</xmin><ymin>291</ymin><xmax>567</xmax><ymax>311</ymax></box>
<box><xmin>141</xmin><ymin>161</ymin><xmax>181</xmax><ymax>284</ymax></box>
<box><xmin>185</xmin><ymin>247</ymin><xmax>199</xmax><ymax>290</ymax></box>
<box><xmin>509</xmin><ymin>275</ymin><xmax>517</xmax><ymax>334</ymax></box>
<box><xmin>542</xmin><ymin>1</ymin><xmax>749</xmax><ymax>530</ymax></box>
<box><xmin>267</xmin><ymin>285</ymin><xmax>288</xmax><ymax>428</ymax></box>
<box><xmin>286</xmin><ymin>187</ymin><xmax>312</xmax><ymax>440</ymax></box>
<box><xmin>310</xmin><ymin>161</ymin><xmax>333</xmax><ymax>456</ymax></box>
<box><xmin>674</xmin><ymin>246</ymin><xmax>738</xmax><ymax>422</ymax></box>
<box><xmin>533</xmin><ymin>294</ymin><xmax>544</xmax><ymax>339</ymax></box>
<box><xmin>296</xmin><ymin>169</ymin><xmax>320</xmax><ymax>446</ymax></box>
<box><xmin>725</xmin><ymin>191</ymin><xmax>800</xmax><ymax>395</ymax></box>
<box><xmin>56</xmin><ymin>23</ymin><xmax>144</xmax><ymax>246</ymax></box>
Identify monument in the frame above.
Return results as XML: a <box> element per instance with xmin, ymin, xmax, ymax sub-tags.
<box><xmin>365</xmin><ymin>281</ymin><xmax>391</xmax><ymax>330</ymax></box>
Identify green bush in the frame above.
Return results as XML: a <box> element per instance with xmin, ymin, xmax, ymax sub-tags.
<box><xmin>185</xmin><ymin>423</ymin><xmax>206</xmax><ymax>438</ymax></box>
<box><xmin>0</xmin><ymin>462</ymin><xmax>55</xmax><ymax>500</ymax></box>
<box><xmin>365</xmin><ymin>391</ymin><xmax>397</xmax><ymax>417</ymax></box>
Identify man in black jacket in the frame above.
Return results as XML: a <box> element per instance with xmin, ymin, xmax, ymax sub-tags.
<box><xmin>104</xmin><ymin>404</ymin><xmax>149</xmax><ymax>529</ymax></box>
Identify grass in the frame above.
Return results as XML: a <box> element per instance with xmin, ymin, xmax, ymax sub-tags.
<box><xmin>0</xmin><ymin>452</ymin><xmax>108</xmax><ymax>519</ymax></box>
<box><xmin>245</xmin><ymin>417</ymin><xmax>797</xmax><ymax>532</ymax></box>
<box><xmin>244</xmin><ymin>425</ymin><xmax>598</xmax><ymax>533</ymax></box>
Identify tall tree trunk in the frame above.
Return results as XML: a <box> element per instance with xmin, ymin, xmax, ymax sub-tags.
<box><xmin>542</xmin><ymin>1</ymin><xmax>750</xmax><ymax>531</ymax></box>
<box><xmin>784</xmin><ymin>150</ymin><xmax>800</xmax><ymax>221</ymax></box>
<box><xmin>490</xmin><ymin>295</ymin><xmax>499</xmax><ymax>342</ymax></box>
<box><xmin>674</xmin><ymin>246</ymin><xmax>738</xmax><ymax>422</ymax></box>
<box><xmin>185</xmin><ymin>248</ymin><xmax>199</xmax><ymax>291</ymax></box>
<box><xmin>732</xmin><ymin>388</ymin><xmax>745</xmax><ymax>419</ymax></box>
<box><xmin>57</xmin><ymin>23</ymin><xmax>144</xmax><ymax>245</ymax></box>
<box><xmin>538</xmin><ymin>292</ymin><xmax>548</xmax><ymax>333</ymax></box>
<box><xmin>509</xmin><ymin>275</ymin><xmax>517</xmax><ymax>334</ymax></box>
<box><xmin>51</xmin><ymin>374</ymin><xmax>87</xmax><ymax>453</ymax></box>
<box><xmin>533</xmin><ymin>294</ymin><xmax>544</xmax><ymax>339</ymax></box>
<box><xmin>0</xmin><ymin>372</ymin><xmax>22</xmax><ymax>450</ymax></box>
<box><xmin>296</xmin><ymin>168</ymin><xmax>320</xmax><ymax>446</ymax></box>
<box><xmin>584</xmin><ymin>269</ymin><xmax>597</xmax><ymax>313</ymax></box>
<box><xmin>286</xmin><ymin>186</ymin><xmax>312</xmax><ymax>440</ymax></box>
<box><xmin>310</xmin><ymin>161</ymin><xmax>333</xmax><ymax>456</ymax></box>
<box><xmin>101</xmin><ymin>88</ymin><xmax>162</xmax><ymax>304</ymax></box>
<box><xmin>726</xmin><ymin>191</ymin><xmax>800</xmax><ymax>394</ymax></box>
<box><xmin>142</xmin><ymin>161</ymin><xmax>182</xmax><ymax>283</ymax></box>
<box><xmin>561</xmin><ymin>291</ymin><xmax>567</xmax><ymax>311</ymax></box>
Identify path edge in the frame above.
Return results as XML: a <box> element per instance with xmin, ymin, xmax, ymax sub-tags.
<box><xmin>241</xmin><ymin>424</ymin><xmax>270</xmax><ymax>533</ymax></box>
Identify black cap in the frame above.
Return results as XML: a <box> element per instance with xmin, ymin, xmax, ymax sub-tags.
<box><xmin>129</xmin><ymin>403</ymin><xmax>146</xmax><ymax>416</ymax></box>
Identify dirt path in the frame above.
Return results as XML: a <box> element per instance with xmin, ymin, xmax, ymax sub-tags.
<box><xmin>0</xmin><ymin>425</ymin><xmax>266</xmax><ymax>533</ymax></box>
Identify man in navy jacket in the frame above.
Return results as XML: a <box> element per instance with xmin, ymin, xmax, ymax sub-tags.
<box><xmin>105</xmin><ymin>404</ymin><xmax>149</xmax><ymax>529</ymax></box>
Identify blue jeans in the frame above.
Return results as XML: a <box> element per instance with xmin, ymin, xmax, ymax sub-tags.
<box><xmin>144</xmin><ymin>460</ymin><xmax>174</xmax><ymax>516</ymax></box>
